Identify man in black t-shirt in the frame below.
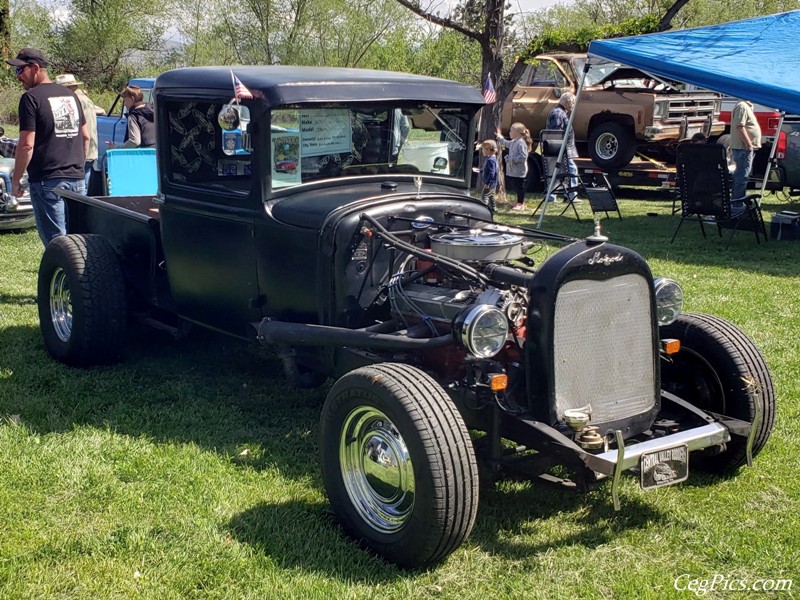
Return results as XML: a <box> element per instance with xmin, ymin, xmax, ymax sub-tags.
<box><xmin>7</xmin><ymin>48</ymin><xmax>88</xmax><ymax>245</ymax></box>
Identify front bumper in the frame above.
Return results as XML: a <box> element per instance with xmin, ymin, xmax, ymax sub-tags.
<box><xmin>0</xmin><ymin>195</ymin><xmax>35</xmax><ymax>231</ymax></box>
<box><xmin>583</xmin><ymin>422</ymin><xmax>729</xmax><ymax>477</ymax></box>
<box><xmin>579</xmin><ymin>399</ymin><xmax>759</xmax><ymax>510</ymax></box>
<box><xmin>643</xmin><ymin>122</ymin><xmax>726</xmax><ymax>142</ymax></box>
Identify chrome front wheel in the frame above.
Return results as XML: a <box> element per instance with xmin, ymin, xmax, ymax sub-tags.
<box><xmin>320</xmin><ymin>363</ymin><xmax>478</xmax><ymax>568</ymax></box>
<box><xmin>340</xmin><ymin>406</ymin><xmax>415</xmax><ymax>533</ymax></box>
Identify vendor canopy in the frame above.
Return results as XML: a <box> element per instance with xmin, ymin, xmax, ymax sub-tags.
<box><xmin>588</xmin><ymin>10</ymin><xmax>800</xmax><ymax>115</ymax></box>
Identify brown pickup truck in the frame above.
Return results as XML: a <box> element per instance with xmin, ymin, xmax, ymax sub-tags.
<box><xmin>502</xmin><ymin>54</ymin><xmax>725</xmax><ymax>168</ymax></box>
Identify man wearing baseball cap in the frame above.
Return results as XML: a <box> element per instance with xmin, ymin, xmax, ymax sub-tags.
<box><xmin>56</xmin><ymin>73</ymin><xmax>102</xmax><ymax>190</ymax></box>
<box><xmin>6</xmin><ymin>48</ymin><xmax>89</xmax><ymax>245</ymax></box>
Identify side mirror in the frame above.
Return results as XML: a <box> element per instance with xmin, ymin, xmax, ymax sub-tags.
<box><xmin>552</xmin><ymin>88</ymin><xmax>563</xmax><ymax>99</ymax></box>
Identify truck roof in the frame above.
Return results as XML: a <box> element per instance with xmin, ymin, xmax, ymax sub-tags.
<box><xmin>154</xmin><ymin>66</ymin><xmax>486</xmax><ymax>108</ymax></box>
<box><xmin>129</xmin><ymin>78</ymin><xmax>155</xmax><ymax>89</ymax></box>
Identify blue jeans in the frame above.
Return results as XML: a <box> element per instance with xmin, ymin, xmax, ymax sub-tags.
<box><xmin>84</xmin><ymin>161</ymin><xmax>94</xmax><ymax>189</ymax></box>
<box><xmin>547</xmin><ymin>157</ymin><xmax>579</xmax><ymax>202</ymax></box>
<box><xmin>566</xmin><ymin>157</ymin><xmax>579</xmax><ymax>201</ymax></box>
<box><xmin>30</xmin><ymin>178</ymin><xmax>85</xmax><ymax>246</ymax></box>
<box><xmin>731</xmin><ymin>148</ymin><xmax>753</xmax><ymax>201</ymax></box>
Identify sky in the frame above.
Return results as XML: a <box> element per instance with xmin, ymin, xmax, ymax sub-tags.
<box><xmin>441</xmin><ymin>0</ymin><xmax>574</xmax><ymax>15</ymax></box>
<box><xmin>510</xmin><ymin>0</ymin><xmax>571</xmax><ymax>13</ymax></box>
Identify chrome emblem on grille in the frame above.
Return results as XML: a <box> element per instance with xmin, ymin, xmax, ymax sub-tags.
<box><xmin>588</xmin><ymin>251</ymin><xmax>623</xmax><ymax>266</ymax></box>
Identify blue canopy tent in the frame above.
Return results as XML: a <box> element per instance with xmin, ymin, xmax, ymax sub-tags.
<box><xmin>587</xmin><ymin>10</ymin><xmax>800</xmax><ymax>115</ymax></box>
<box><xmin>538</xmin><ymin>10</ymin><xmax>799</xmax><ymax>227</ymax></box>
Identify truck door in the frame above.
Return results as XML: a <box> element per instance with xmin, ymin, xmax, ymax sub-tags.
<box><xmin>509</xmin><ymin>58</ymin><xmax>571</xmax><ymax>137</ymax></box>
<box><xmin>156</xmin><ymin>97</ymin><xmax>262</xmax><ymax>337</ymax></box>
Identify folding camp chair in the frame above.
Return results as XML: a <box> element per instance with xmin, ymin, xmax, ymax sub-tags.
<box><xmin>532</xmin><ymin>129</ymin><xmax>582</xmax><ymax>221</ymax></box>
<box><xmin>104</xmin><ymin>148</ymin><xmax>158</xmax><ymax>196</ymax></box>
<box><xmin>583</xmin><ymin>172</ymin><xmax>622</xmax><ymax>220</ymax></box>
<box><xmin>670</xmin><ymin>143</ymin><xmax>767</xmax><ymax>246</ymax></box>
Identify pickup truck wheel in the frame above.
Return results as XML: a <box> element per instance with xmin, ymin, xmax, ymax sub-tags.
<box><xmin>320</xmin><ymin>363</ymin><xmax>478</xmax><ymax>568</ymax></box>
<box><xmin>37</xmin><ymin>234</ymin><xmax>127</xmax><ymax>367</ymax></box>
<box><xmin>660</xmin><ymin>313</ymin><xmax>775</xmax><ymax>473</ymax></box>
<box><xmin>588</xmin><ymin>122</ymin><xmax>637</xmax><ymax>169</ymax></box>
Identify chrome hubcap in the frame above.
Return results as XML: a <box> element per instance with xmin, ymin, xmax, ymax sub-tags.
<box><xmin>340</xmin><ymin>406</ymin><xmax>415</xmax><ymax>533</ymax></box>
<box><xmin>596</xmin><ymin>132</ymin><xmax>619</xmax><ymax>160</ymax></box>
<box><xmin>49</xmin><ymin>267</ymin><xmax>72</xmax><ymax>342</ymax></box>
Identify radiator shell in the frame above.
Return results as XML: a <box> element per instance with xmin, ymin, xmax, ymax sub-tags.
<box><xmin>525</xmin><ymin>241</ymin><xmax>660</xmax><ymax>438</ymax></box>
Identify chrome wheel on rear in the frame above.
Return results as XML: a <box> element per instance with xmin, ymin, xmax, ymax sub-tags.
<box><xmin>49</xmin><ymin>267</ymin><xmax>72</xmax><ymax>342</ymax></box>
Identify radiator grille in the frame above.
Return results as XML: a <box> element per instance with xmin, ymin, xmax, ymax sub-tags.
<box><xmin>553</xmin><ymin>273</ymin><xmax>656</xmax><ymax>424</ymax></box>
<box><xmin>666</xmin><ymin>99</ymin><xmax>718</xmax><ymax>121</ymax></box>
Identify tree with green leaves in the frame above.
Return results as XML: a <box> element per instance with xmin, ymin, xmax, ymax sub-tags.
<box><xmin>395</xmin><ymin>0</ymin><xmax>691</xmax><ymax>142</ymax></box>
<box><xmin>177</xmin><ymin>0</ymin><xmax>414</xmax><ymax>69</ymax></box>
<box><xmin>48</xmin><ymin>0</ymin><xmax>173</xmax><ymax>88</ymax></box>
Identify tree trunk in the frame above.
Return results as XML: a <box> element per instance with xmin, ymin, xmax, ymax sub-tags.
<box><xmin>0</xmin><ymin>0</ymin><xmax>10</xmax><ymax>63</ymax></box>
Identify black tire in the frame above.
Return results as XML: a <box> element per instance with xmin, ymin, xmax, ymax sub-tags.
<box><xmin>37</xmin><ymin>234</ymin><xmax>128</xmax><ymax>367</ymax></box>
<box><xmin>660</xmin><ymin>313</ymin><xmax>775</xmax><ymax>473</ymax></box>
<box><xmin>588</xmin><ymin>122</ymin><xmax>637</xmax><ymax>169</ymax></box>
<box><xmin>320</xmin><ymin>363</ymin><xmax>478</xmax><ymax>568</ymax></box>
<box><xmin>525</xmin><ymin>154</ymin><xmax>544</xmax><ymax>193</ymax></box>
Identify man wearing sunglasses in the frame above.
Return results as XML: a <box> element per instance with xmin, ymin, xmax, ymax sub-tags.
<box><xmin>6</xmin><ymin>48</ymin><xmax>89</xmax><ymax>245</ymax></box>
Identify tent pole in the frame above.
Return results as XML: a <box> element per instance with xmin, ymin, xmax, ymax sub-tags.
<box><xmin>537</xmin><ymin>60</ymin><xmax>590</xmax><ymax>229</ymax></box>
<box><xmin>758</xmin><ymin>111</ymin><xmax>785</xmax><ymax>203</ymax></box>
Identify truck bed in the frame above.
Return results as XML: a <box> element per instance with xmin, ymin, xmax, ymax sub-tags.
<box><xmin>57</xmin><ymin>190</ymin><xmax>161</xmax><ymax>223</ymax></box>
<box><xmin>56</xmin><ymin>189</ymin><xmax>166</xmax><ymax>307</ymax></box>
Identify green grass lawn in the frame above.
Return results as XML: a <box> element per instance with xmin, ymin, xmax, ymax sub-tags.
<box><xmin>1</xmin><ymin>191</ymin><xmax>799</xmax><ymax>599</ymax></box>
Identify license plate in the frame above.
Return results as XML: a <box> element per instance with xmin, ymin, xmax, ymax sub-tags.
<box><xmin>686</xmin><ymin>126</ymin><xmax>703</xmax><ymax>137</ymax></box>
<box><xmin>640</xmin><ymin>444</ymin><xmax>689</xmax><ymax>490</ymax></box>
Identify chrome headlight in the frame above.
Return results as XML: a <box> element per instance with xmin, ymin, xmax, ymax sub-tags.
<box><xmin>653</xmin><ymin>100</ymin><xmax>667</xmax><ymax>118</ymax></box>
<box><xmin>654</xmin><ymin>277</ymin><xmax>683</xmax><ymax>325</ymax></box>
<box><xmin>454</xmin><ymin>305</ymin><xmax>508</xmax><ymax>358</ymax></box>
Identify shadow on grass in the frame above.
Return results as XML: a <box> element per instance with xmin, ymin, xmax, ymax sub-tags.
<box><xmin>0</xmin><ymin>321</ymin><xmax>327</xmax><ymax>481</ymax></box>
<box><xmin>0</xmin><ymin>292</ymin><xmax>37</xmax><ymax>305</ymax></box>
<box><xmin>471</xmin><ymin>480</ymin><xmax>667</xmax><ymax>559</ymax></box>
<box><xmin>0</xmin><ymin>320</ymin><xmax>734</xmax><ymax>574</ymax></box>
<box><xmin>228</xmin><ymin>500</ymin><xmax>404</xmax><ymax>580</ymax></box>
<box><xmin>226</xmin><ymin>480</ymin><xmax>668</xmax><ymax>575</ymax></box>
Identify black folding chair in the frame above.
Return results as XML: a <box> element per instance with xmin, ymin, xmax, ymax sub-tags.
<box><xmin>671</xmin><ymin>143</ymin><xmax>767</xmax><ymax>246</ymax></box>
<box><xmin>583</xmin><ymin>172</ymin><xmax>622</xmax><ymax>220</ymax></box>
<box><xmin>532</xmin><ymin>129</ymin><xmax>582</xmax><ymax>221</ymax></box>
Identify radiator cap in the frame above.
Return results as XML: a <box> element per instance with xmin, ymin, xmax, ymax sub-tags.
<box><xmin>586</xmin><ymin>215</ymin><xmax>608</xmax><ymax>244</ymax></box>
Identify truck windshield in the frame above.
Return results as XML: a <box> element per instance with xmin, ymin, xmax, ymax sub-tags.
<box><xmin>270</xmin><ymin>104</ymin><xmax>473</xmax><ymax>190</ymax></box>
<box><xmin>573</xmin><ymin>58</ymin><xmax>623</xmax><ymax>87</ymax></box>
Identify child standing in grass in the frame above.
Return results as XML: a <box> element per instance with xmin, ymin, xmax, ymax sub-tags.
<box><xmin>480</xmin><ymin>139</ymin><xmax>498</xmax><ymax>213</ymax></box>
<box><xmin>497</xmin><ymin>122</ymin><xmax>532</xmax><ymax>211</ymax></box>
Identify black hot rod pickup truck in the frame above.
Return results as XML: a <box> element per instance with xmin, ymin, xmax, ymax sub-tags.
<box><xmin>41</xmin><ymin>66</ymin><xmax>775</xmax><ymax>568</ymax></box>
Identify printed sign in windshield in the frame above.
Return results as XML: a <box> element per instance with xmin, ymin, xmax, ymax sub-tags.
<box><xmin>270</xmin><ymin>105</ymin><xmax>472</xmax><ymax>190</ymax></box>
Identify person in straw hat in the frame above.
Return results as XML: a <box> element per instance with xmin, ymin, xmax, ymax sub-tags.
<box><xmin>55</xmin><ymin>73</ymin><xmax>104</xmax><ymax>189</ymax></box>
